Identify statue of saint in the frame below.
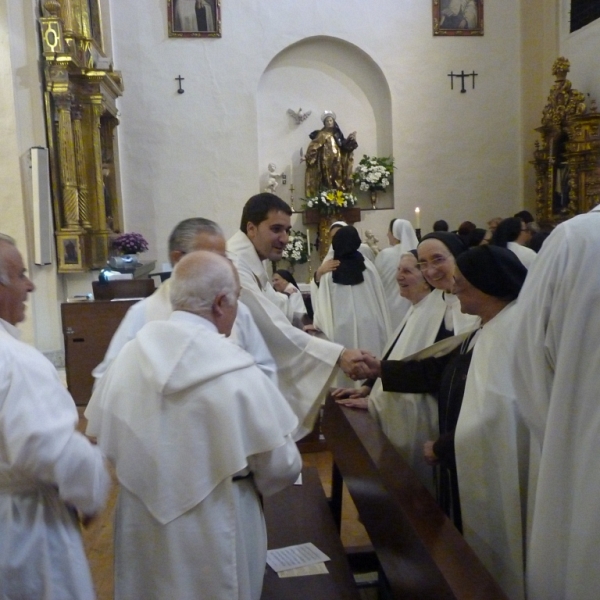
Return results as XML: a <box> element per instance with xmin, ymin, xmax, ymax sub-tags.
<box><xmin>304</xmin><ymin>111</ymin><xmax>358</xmax><ymax>197</ymax></box>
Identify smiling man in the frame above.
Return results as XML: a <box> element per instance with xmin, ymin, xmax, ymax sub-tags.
<box><xmin>0</xmin><ymin>234</ymin><xmax>109</xmax><ymax>599</ymax></box>
<box><xmin>227</xmin><ymin>193</ymin><xmax>366</xmax><ymax>436</ymax></box>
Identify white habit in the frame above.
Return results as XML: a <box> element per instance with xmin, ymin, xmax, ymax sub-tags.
<box><xmin>507</xmin><ymin>241</ymin><xmax>537</xmax><ymax>269</ymax></box>
<box><xmin>86</xmin><ymin>311</ymin><xmax>301</xmax><ymax>600</ymax></box>
<box><xmin>0</xmin><ymin>319</ymin><xmax>109</xmax><ymax>600</ymax></box>
<box><xmin>510</xmin><ymin>206</ymin><xmax>600</xmax><ymax>600</ymax></box>
<box><xmin>368</xmin><ymin>289</ymin><xmax>446</xmax><ymax>494</ymax></box>
<box><xmin>92</xmin><ymin>277</ymin><xmax>277</xmax><ymax>385</ymax></box>
<box><xmin>311</xmin><ymin>260</ymin><xmax>391</xmax><ymax>387</ymax></box>
<box><xmin>228</xmin><ymin>230</ymin><xmax>343</xmax><ymax>435</ymax></box>
<box><xmin>374</xmin><ymin>219</ymin><xmax>418</xmax><ymax>323</ymax></box>
<box><xmin>455</xmin><ymin>302</ymin><xmax>534</xmax><ymax>600</ymax></box>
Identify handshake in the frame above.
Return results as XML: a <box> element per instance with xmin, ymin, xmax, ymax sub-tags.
<box><xmin>338</xmin><ymin>348</ymin><xmax>381</xmax><ymax>381</ymax></box>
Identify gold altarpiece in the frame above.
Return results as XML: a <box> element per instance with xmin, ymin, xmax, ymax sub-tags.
<box><xmin>39</xmin><ymin>0</ymin><xmax>125</xmax><ymax>273</ymax></box>
<box><xmin>532</xmin><ymin>57</ymin><xmax>600</xmax><ymax>224</ymax></box>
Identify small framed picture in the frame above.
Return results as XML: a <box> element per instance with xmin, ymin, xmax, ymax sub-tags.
<box><xmin>433</xmin><ymin>0</ymin><xmax>483</xmax><ymax>36</ymax></box>
<box><xmin>63</xmin><ymin>238</ymin><xmax>80</xmax><ymax>265</ymax></box>
<box><xmin>57</xmin><ymin>235</ymin><xmax>85</xmax><ymax>273</ymax></box>
<box><xmin>168</xmin><ymin>0</ymin><xmax>221</xmax><ymax>38</ymax></box>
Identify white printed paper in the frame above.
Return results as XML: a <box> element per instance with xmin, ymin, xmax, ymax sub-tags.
<box><xmin>266</xmin><ymin>542</ymin><xmax>331</xmax><ymax>573</ymax></box>
<box><xmin>278</xmin><ymin>563</ymin><xmax>329</xmax><ymax>578</ymax></box>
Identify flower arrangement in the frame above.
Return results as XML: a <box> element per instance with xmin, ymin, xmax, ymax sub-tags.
<box><xmin>112</xmin><ymin>232</ymin><xmax>149</xmax><ymax>255</ymax></box>
<box><xmin>282</xmin><ymin>230</ymin><xmax>309</xmax><ymax>265</ymax></box>
<box><xmin>303</xmin><ymin>189</ymin><xmax>358</xmax><ymax>215</ymax></box>
<box><xmin>353</xmin><ymin>155</ymin><xmax>394</xmax><ymax>192</ymax></box>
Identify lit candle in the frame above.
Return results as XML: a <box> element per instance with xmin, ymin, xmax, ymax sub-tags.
<box><xmin>415</xmin><ymin>207</ymin><xmax>421</xmax><ymax>229</ymax></box>
<box><xmin>306</xmin><ymin>228</ymin><xmax>310</xmax><ymax>254</ymax></box>
<box><xmin>290</xmin><ymin>162</ymin><xmax>294</xmax><ymax>186</ymax></box>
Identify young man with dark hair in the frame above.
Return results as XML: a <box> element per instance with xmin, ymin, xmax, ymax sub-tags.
<box><xmin>228</xmin><ymin>193</ymin><xmax>366</xmax><ymax>437</ymax></box>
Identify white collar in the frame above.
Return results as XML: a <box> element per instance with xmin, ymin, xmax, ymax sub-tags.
<box><xmin>169</xmin><ymin>310</ymin><xmax>219</xmax><ymax>334</ymax></box>
<box><xmin>228</xmin><ymin>230</ymin><xmax>269</xmax><ymax>289</ymax></box>
<box><xmin>0</xmin><ymin>318</ymin><xmax>21</xmax><ymax>340</ymax></box>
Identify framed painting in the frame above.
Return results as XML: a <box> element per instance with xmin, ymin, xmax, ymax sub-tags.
<box><xmin>57</xmin><ymin>234</ymin><xmax>86</xmax><ymax>272</ymax></box>
<box><xmin>433</xmin><ymin>0</ymin><xmax>484</xmax><ymax>36</ymax></box>
<box><xmin>168</xmin><ymin>0</ymin><xmax>221</xmax><ymax>38</ymax></box>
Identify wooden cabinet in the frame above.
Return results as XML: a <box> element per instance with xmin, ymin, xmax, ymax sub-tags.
<box><xmin>61</xmin><ymin>300</ymin><xmax>138</xmax><ymax>405</ymax></box>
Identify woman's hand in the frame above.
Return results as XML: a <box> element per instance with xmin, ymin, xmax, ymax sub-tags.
<box><xmin>315</xmin><ymin>259</ymin><xmax>340</xmax><ymax>283</ymax></box>
<box><xmin>331</xmin><ymin>385</ymin><xmax>371</xmax><ymax>400</ymax></box>
<box><xmin>423</xmin><ymin>441</ymin><xmax>440</xmax><ymax>466</ymax></box>
<box><xmin>335</xmin><ymin>396</ymin><xmax>369</xmax><ymax>410</ymax></box>
<box><xmin>302</xmin><ymin>324</ymin><xmax>320</xmax><ymax>335</ymax></box>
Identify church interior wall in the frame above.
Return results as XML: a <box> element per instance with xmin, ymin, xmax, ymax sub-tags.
<box><xmin>0</xmin><ymin>0</ymin><xmax>63</xmax><ymax>352</ymax></box>
<box><xmin>7</xmin><ymin>0</ymin><xmax>599</xmax><ymax>356</ymax></box>
<box><xmin>558</xmin><ymin>3</ymin><xmax>600</xmax><ymax>102</ymax></box>
<box><xmin>109</xmin><ymin>0</ymin><xmax>524</xmax><ymax>272</ymax></box>
<box><xmin>520</xmin><ymin>0</ymin><xmax>558</xmax><ymax>212</ymax></box>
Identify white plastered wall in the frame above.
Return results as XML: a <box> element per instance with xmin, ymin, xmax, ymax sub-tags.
<box><xmin>0</xmin><ymin>0</ymin><xmax>61</xmax><ymax>351</ymax></box>
<box><xmin>559</xmin><ymin>2</ymin><xmax>600</xmax><ymax>102</ymax></box>
<box><xmin>10</xmin><ymin>0</ymin><xmax>600</xmax><ymax>352</ymax></box>
<box><xmin>109</xmin><ymin>0</ymin><xmax>524</xmax><ymax>272</ymax></box>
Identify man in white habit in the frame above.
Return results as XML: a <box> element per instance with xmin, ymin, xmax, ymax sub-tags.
<box><xmin>227</xmin><ymin>193</ymin><xmax>366</xmax><ymax>436</ymax></box>
<box><xmin>85</xmin><ymin>250</ymin><xmax>302</xmax><ymax>600</ymax></box>
<box><xmin>0</xmin><ymin>234</ymin><xmax>110</xmax><ymax>599</ymax></box>
<box><xmin>93</xmin><ymin>217</ymin><xmax>276</xmax><ymax>385</ymax></box>
<box><xmin>509</xmin><ymin>205</ymin><xmax>600</xmax><ymax>600</ymax></box>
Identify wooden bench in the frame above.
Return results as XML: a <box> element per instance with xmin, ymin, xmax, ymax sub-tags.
<box><xmin>261</xmin><ymin>466</ymin><xmax>360</xmax><ymax>600</ymax></box>
<box><xmin>322</xmin><ymin>396</ymin><xmax>509</xmax><ymax>600</ymax></box>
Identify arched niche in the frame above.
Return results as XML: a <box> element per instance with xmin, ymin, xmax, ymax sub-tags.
<box><xmin>257</xmin><ymin>36</ymin><xmax>393</xmax><ymax>209</ymax></box>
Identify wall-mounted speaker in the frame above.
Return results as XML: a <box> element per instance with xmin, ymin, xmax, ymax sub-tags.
<box><xmin>30</xmin><ymin>147</ymin><xmax>53</xmax><ymax>266</ymax></box>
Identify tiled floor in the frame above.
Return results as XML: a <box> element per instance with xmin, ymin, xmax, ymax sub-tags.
<box><xmin>78</xmin><ymin>411</ymin><xmax>371</xmax><ymax>600</ymax></box>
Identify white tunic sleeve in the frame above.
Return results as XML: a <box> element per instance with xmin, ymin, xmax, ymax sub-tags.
<box><xmin>247</xmin><ymin>434</ymin><xmax>302</xmax><ymax>497</ymax></box>
<box><xmin>1</xmin><ymin>335</ymin><xmax>110</xmax><ymax>515</ymax></box>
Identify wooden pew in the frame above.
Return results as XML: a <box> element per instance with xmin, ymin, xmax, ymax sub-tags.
<box><xmin>322</xmin><ymin>396</ymin><xmax>509</xmax><ymax>600</ymax></box>
<box><xmin>261</xmin><ymin>467</ymin><xmax>360</xmax><ymax>600</ymax></box>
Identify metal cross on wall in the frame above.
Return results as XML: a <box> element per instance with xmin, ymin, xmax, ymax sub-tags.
<box><xmin>448</xmin><ymin>70</ymin><xmax>478</xmax><ymax>93</ymax></box>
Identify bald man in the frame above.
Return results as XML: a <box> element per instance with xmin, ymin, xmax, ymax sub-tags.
<box><xmin>86</xmin><ymin>251</ymin><xmax>301</xmax><ymax>600</ymax></box>
<box><xmin>93</xmin><ymin>217</ymin><xmax>276</xmax><ymax>385</ymax></box>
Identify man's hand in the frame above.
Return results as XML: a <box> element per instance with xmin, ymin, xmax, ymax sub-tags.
<box><xmin>338</xmin><ymin>348</ymin><xmax>365</xmax><ymax>376</ymax></box>
<box><xmin>315</xmin><ymin>259</ymin><xmax>340</xmax><ymax>283</ymax></box>
<box><xmin>347</xmin><ymin>352</ymin><xmax>380</xmax><ymax>380</ymax></box>
<box><xmin>423</xmin><ymin>441</ymin><xmax>439</xmax><ymax>466</ymax></box>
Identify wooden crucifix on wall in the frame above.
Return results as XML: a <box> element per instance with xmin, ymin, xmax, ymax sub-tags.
<box><xmin>448</xmin><ymin>70</ymin><xmax>478</xmax><ymax>93</ymax></box>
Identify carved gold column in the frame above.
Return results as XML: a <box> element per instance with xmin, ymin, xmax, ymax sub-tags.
<box><xmin>75</xmin><ymin>0</ymin><xmax>92</xmax><ymax>40</ymax></box>
<box><xmin>71</xmin><ymin>103</ymin><xmax>92</xmax><ymax>229</ymax></box>
<box><xmin>90</xmin><ymin>101</ymin><xmax>107</xmax><ymax>232</ymax></box>
<box><xmin>59</xmin><ymin>0</ymin><xmax>76</xmax><ymax>37</ymax></box>
<box><xmin>55</xmin><ymin>94</ymin><xmax>81</xmax><ymax>229</ymax></box>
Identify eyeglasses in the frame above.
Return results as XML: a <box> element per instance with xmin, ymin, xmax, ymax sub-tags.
<box><xmin>416</xmin><ymin>255</ymin><xmax>451</xmax><ymax>271</ymax></box>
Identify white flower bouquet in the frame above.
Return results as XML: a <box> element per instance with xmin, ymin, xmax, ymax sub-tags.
<box><xmin>353</xmin><ymin>155</ymin><xmax>394</xmax><ymax>192</ymax></box>
<box><xmin>282</xmin><ymin>230</ymin><xmax>309</xmax><ymax>265</ymax></box>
